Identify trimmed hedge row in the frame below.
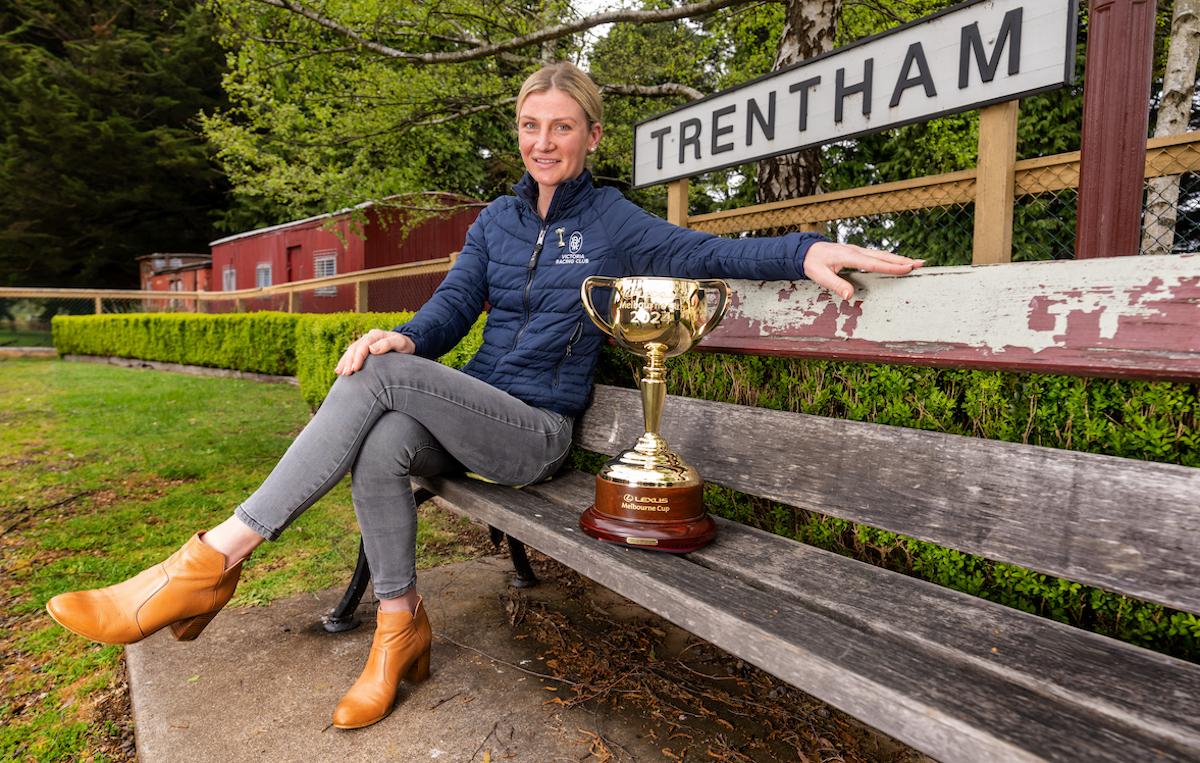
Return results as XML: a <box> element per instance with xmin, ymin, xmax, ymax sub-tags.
<box><xmin>52</xmin><ymin>312</ymin><xmax>486</xmax><ymax>410</ymax></box>
<box><xmin>52</xmin><ymin>312</ymin><xmax>1199</xmax><ymax>661</ymax></box>
<box><xmin>53</xmin><ymin>312</ymin><xmax>301</xmax><ymax>376</ymax></box>
<box><xmin>292</xmin><ymin>311</ymin><xmax>484</xmax><ymax>409</ymax></box>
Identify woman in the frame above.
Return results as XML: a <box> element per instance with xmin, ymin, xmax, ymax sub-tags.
<box><xmin>46</xmin><ymin>62</ymin><xmax>922</xmax><ymax>729</ymax></box>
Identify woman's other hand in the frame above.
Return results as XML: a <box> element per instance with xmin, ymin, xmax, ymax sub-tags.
<box><xmin>803</xmin><ymin>242</ymin><xmax>925</xmax><ymax>300</ymax></box>
<box><xmin>335</xmin><ymin>329</ymin><xmax>416</xmax><ymax>376</ymax></box>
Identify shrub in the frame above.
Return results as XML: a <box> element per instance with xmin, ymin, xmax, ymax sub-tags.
<box><xmin>53</xmin><ymin>311</ymin><xmax>489</xmax><ymax>411</ymax></box>
<box><xmin>52</xmin><ymin>313</ymin><xmax>300</xmax><ymax>376</ymax></box>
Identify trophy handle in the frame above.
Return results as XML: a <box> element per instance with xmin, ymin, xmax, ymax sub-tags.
<box><xmin>581</xmin><ymin>275</ymin><xmax>619</xmax><ymax>337</ymax></box>
<box><xmin>692</xmin><ymin>279</ymin><xmax>730</xmax><ymax>341</ymax></box>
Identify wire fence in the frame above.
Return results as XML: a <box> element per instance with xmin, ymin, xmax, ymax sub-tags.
<box><xmin>689</xmin><ymin>133</ymin><xmax>1200</xmax><ymax>267</ymax></box>
<box><xmin>0</xmin><ymin>258</ymin><xmax>457</xmax><ymax>347</ymax></box>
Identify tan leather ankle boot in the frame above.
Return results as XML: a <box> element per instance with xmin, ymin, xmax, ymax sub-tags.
<box><xmin>333</xmin><ymin>597</ymin><xmax>432</xmax><ymax>729</ymax></box>
<box><xmin>46</xmin><ymin>533</ymin><xmax>243</xmax><ymax>645</ymax></box>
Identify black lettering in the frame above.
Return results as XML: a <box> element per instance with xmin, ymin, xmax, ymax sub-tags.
<box><xmin>890</xmin><ymin>42</ymin><xmax>937</xmax><ymax>107</ymax></box>
<box><xmin>746</xmin><ymin>92</ymin><xmax>776</xmax><ymax>144</ymax></box>
<box><xmin>835</xmin><ymin>59</ymin><xmax>874</xmax><ymax>122</ymax></box>
<box><xmin>790</xmin><ymin>77</ymin><xmax>821</xmax><ymax>131</ymax></box>
<box><xmin>711</xmin><ymin>105</ymin><xmax>736</xmax><ymax>155</ymax></box>
<box><xmin>959</xmin><ymin>8</ymin><xmax>1023</xmax><ymax>88</ymax></box>
<box><xmin>679</xmin><ymin>118</ymin><xmax>702</xmax><ymax>164</ymax></box>
<box><xmin>650</xmin><ymin>126</ymin><xmax>672</xmax><ymax>170</ymax></box>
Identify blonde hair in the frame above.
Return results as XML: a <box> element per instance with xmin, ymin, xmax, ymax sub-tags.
<box><xmin>516</xmin><ymin>62</ymin><xmax>603</xmax><ymax>128</ymax></box>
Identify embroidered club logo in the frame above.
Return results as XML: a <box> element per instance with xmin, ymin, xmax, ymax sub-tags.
<box><xmin>553</xmin><ymin>231</ymin><xmax>589</xmax><ymax>265</ymax></box>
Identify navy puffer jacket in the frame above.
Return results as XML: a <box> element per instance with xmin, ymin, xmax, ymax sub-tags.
<box><xmin>396</xmin><ymin>170</ymin><xmax>827</xmax><ymax>417</ymax></box>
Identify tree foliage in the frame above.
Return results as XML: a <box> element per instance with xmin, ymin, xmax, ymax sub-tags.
<box><xmin>0</xmin><ymin>0</ymin><xmax>232</xmax><ymax>287</ymax></box>
<box><xmin>200</xmin><ymin>0</ymin><xmax>756</xmax><ymax>213</ymax></box>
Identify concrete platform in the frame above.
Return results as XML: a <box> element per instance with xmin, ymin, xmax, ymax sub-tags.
<box><xmin>126</xmin><ymin>552</ymin><xmax>934</xmax><ymax>763</ymax></box>
<box><xmin>125</xmin><ymin>555</ymin><xmax>662</xmax><ymax>763</ymax></box>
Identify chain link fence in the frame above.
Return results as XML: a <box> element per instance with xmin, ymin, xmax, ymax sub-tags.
<box><xmin>690</xmin><ymin>135</ymin><xmax>1200</xmax><ymax>266</ymax></box>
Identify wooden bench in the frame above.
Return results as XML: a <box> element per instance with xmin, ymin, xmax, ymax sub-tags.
<box><xmin>328</xmin><ymin>254</ymin><xmax>1200</xmax><ymax>763</ymax></box>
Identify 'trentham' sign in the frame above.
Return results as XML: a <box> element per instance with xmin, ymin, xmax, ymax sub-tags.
<box><xmin>631</xmin><ymin>0</ymin><xmax>1077</xmax><ymax>189</ymax></box>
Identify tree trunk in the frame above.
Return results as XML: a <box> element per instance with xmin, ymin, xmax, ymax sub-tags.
<box><xmin>755</xmin><ymin>0</ymin><xmax>840</xmax><ymax>219</ymax></box>
<box><xmin>1141</xmin><ymin>0</ymin><xmax>1200</xmax><ymax>255</ymax></box>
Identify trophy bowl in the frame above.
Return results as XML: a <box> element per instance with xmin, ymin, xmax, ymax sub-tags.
<box><xmin>579</xmin><ymin>276</ymin><xmax>729</xmax><ymax>552</ymax></box>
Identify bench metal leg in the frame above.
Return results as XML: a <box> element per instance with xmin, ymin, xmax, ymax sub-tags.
<box><xmin>324</xmin><ymin>537</ymin><xmax>370</xmax><ymax>633</ymax></box>
<box><xmin>488</xmin><ymin>525</ymin><xmax>539</xmax><ymax>588</ymax></box>
<box><xmin>506</xmin><ymin>535</ymin><xmax>539</xmax><ymax>588</ymax></box>
<box><xmin>324</xmin><ymin>487</ymin><xmax>435</xmax><ymax>633</ymax></box>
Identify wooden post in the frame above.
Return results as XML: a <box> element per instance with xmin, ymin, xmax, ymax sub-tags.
<box><xmin>972</xmin><ymin>100</ymin><xmax>1020</xmax><ymax>265</ymax></box>
<box><xmin>1075</xmin><ymin>0</ymin><xmax>1157</xmax><ymax>259</ymax></box>
<box><xmin>355</xmin><ymin>281</ymin><xmax>368</xmax><ymax>313</ymax></box>
<box><xmin>94</xmin><ymin>296</ymin><xmax>103</xmax><ymax>314</ymax></box>
<box><xmin>287</xmin><ymin>290</ymin><xmax>296</xmax><ymax>314</ymax></box>
<box><xmin>667</xmin><ymin>178</ymin><xmax>689</xmax><ymax>227</ymax></box>
<box><xmin>235</xmin><ymin>298</ymin><xmax>245</xmax><ymax>313</ymax></box>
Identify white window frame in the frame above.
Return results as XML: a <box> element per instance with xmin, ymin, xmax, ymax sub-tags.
<box><xmin>314</xmin><ymin>251</ymin><xmax>338</xmax><ymax>296</ymax></box>
<box><xmin>255</xmin><ymin>262</ymin><xmax>272</xmax><ymax>289</ymax></box>
<box><xmin>223</xmin><ymin>266</ymin><xmax>237</xmax><ymax>292</ymax></box>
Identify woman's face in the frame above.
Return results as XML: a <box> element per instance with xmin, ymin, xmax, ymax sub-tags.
<box><xmin>518</xmin><ymin>88</ymin><xmax>602</xmax><ymax>198</ymax></box>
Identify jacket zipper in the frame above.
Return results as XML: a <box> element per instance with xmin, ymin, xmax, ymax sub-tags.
<box><xmin>512</xmin><ymin>226</ymin><xmax>547</xmax><ymax>352</ymax></box>
<box><xmin>512</xmin><ymin>188</ymin><xmax>565</xmax><ymax>353</ymax></box>
<box><xmin>553</xmin><ymin>320</ymin><xmax>584</xmax><ymax>387</ymax></box>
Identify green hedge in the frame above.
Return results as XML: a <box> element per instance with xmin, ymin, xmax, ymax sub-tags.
<box><xmin>52</xmin><ymin>311</ymin><xmax>487</xmax><ymax>410</ymax></box>
<box><xmin>53</xmin><ymin>312</ymin><xmax>301</xmax><ymax>376</ymax></box>
<box><xmin>589</xmin><ymin>350</ymin><xmax>1200</xmax><ymax>662</ymax></box>
<box><xmin>52</xmin><ymin>312</ymin><xmax>1200</xmax><ymax>660</ymax></box>
<box><xmin>293</xmin><ymin>312</ymin><xmax>485</xmax><ymax>409</ymax></box>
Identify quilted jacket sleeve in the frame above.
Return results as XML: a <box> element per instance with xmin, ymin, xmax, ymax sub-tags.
<box><xmin>392</xmin><ymin>204</ymin><xmax>491</xmax><ymax>359</ymax></box>
<box><xmin>600</xmin><ymin>192</ymin><xmax>827</xmax><ymax>281</ymax></box>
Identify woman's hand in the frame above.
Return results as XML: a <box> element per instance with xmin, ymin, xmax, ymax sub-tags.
<box><xmin>803</xmin><ymin>241</ymin><xmax>925</xmax><ymax>300</ymax></box>
<box><xmin>335</xmin><ymin>329</ymin><xmax>416</xmax><ymax>376</ymax></box>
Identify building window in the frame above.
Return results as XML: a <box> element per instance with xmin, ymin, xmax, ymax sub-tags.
<box><xmin>223</xmin><ymin>266</ymin><xmax>236</xmax><ymax>292</ymax></box>
<box><xmin>314</xmin><ymin>252</ymin><xmax>337</xmax><ymax>296</ymax></box>
<box><xmin>256</xmin><ymin>263</ymin><xmax>272</xmax><ymax>288</ymax></box>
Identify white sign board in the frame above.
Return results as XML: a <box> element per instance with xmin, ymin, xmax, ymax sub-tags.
<box><xmin>631</xmin><ymin>0</ymin><xmax>1077</xmax><ymax>188</ymax></box>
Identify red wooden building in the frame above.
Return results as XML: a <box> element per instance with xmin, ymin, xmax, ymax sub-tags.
<box><xmin>137</xmin><ymin>253</ymin><xmax>213</xmax><ymax>292</ymax></box>
<box><xmin>209</xmin><ymin>193</ymin><xmax>483</xmax><ymax>313</ymax></box>
<box><xmin>136</xmin><ymin>253</ymin><xmax>213</xmax><ymax>311</ymax></box>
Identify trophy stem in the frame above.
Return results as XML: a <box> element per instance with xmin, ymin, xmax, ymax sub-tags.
<box><xmin>638</xmin><ymin>343</ymin><xmax>668</xmax><ymax>454</ymax></box>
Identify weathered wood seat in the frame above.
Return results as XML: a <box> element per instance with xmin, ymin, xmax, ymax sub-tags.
<box><xmin>330</xmin><ymin>255</ymin><xmax>1200</xmax><ymax>763</ymax></box>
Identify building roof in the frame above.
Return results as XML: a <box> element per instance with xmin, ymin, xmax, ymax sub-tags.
<box><xmin>208</xmin><ymin>193</ymin><xmax>482</xmax><ymax>248</ymax></box>
<box><xmin>136</xmin><ymin>253</ymin><xmax>212</xmax><ymax>262</ymax></box>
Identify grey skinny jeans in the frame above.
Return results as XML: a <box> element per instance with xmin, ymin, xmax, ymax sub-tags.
<box><xmin>235</xmin><ymin>352</ymin><xmax>574</xmax><ymax>599</ymax></box>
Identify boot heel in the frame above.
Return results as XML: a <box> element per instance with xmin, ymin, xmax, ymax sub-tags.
<box><xmin>405</xmin><ymin>648</ymin><xmax>431</xmax><ymax>684</ymax></box>
<box><xmin>169</xmin><ymin>609</ymin><xmax>220</xmax><ymax>641</ymax></box>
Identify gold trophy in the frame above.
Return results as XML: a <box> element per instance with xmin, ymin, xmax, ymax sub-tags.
<box><xmin>579</xmin><ymin>276</ymin><xmax>730</xmax><ymax>552</ymax></box>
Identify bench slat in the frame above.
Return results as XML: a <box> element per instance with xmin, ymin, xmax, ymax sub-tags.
<box><xmin>699</xmin><ymin>254</ymin><xmax>1200</xmax><ymax>382</ymax></box>
<box><xmin>419</xmin><ymin>470</ymin><xmax>1200</xmax><ymax>763</ymax></box>
<box><xmin>577</xmin><ymin>385</ymin><xmax>1200</xmax><ymax>616</ymax></box>
<box><xmin>525</xmin><ymin>472</ymin><xmax>1200</xmax><ymax>746</ymax></box>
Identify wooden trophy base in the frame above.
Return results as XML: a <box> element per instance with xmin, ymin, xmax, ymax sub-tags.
<box><xmin>579</xmin><ymin>477</ymin><xmax>717</xmax><ymax>553</ymax></box>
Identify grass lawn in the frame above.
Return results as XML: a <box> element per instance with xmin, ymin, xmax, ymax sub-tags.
<box><xmin>0</xmin><ymin>357</ymin><xmax>489</xmax><ymax>762</ymax></box>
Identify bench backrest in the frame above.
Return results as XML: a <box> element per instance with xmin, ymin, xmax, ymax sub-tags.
<box><xmin>575</xmin><ymin>255</ymin><xmax>1200</xmax><ymax>617</ymax></box>
<box><xmin>702</xmin><ymin>254</ymin><xmax>1200</xmax><ymax>382</ymax></box>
